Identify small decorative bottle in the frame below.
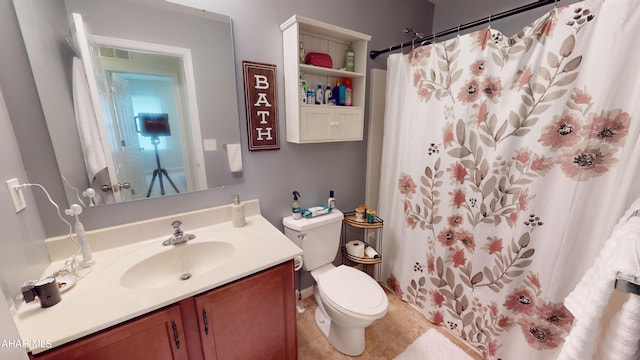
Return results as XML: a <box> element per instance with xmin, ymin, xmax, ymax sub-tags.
<box><xmin>299</xmin><ymin>42</ymin><xmax>306</xmax><ymax>64</ymax></box>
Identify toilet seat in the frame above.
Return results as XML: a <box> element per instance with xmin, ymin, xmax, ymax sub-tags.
<box><xmin>317</xmin><ymin>265</ymin><xmax>387</xmax><ymax>318</ymax></box>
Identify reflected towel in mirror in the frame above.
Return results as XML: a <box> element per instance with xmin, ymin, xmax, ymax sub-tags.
<box><xmin>225</xmin><ymin>143</ymin><xmax>242</xmax><ymax>172</ymax></box>
<box><xmin>73</xmin><ymin>57</ymin><xmax>107</xmax><ymax>180</ymax></box>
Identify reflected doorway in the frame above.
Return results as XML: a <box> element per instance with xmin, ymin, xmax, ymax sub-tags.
<box><xmin>95</xmin><ymin>40</ymin><xmax>206</xmax><ymax>200</ymax></box>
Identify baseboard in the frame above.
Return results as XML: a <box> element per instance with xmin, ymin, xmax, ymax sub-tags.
<box><xmin>299</xmin><ymin>285</ymin><xmax>314</xmax><ymax>299</ymax></box>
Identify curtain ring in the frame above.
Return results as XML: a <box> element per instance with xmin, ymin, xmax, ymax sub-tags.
<box><xmin>412</xmin><ymin>38</ymin><xmax>416</xmax><ymax>50</ymax></box>
<box><xmin>488</xmin><ymin>14</ymin><xmax>492</xmax><ymax>29</ymax></box>
<box><xmin>456</xmin><ymin>25</ymin><xmax>461</xmax><ymax>38</ymax></box>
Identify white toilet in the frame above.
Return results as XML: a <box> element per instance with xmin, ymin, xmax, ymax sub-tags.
<box><xmin>283</xmin><ymin>209</ymin><xmax>388</xmax><ymax>356</ymax></box>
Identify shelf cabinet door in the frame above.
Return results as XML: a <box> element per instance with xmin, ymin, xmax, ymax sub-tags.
<box><xmin>333</xmin><ymin>107</ymin><xmax>363</xmax><ymax>141</ymax></box>
<box><xmin>195</xmin><ymin>261</ymin><xmax>297</xmax><ymax>360</ymax></box>
<box><xmin>31</xmin><ymin>305</ymin><xmax>189</xmax><ymax>360</ymax></box>
<box><xmin>300</xmin><ymin>106</ymin><xmax>334</xmax><ymax>142</ymax></box>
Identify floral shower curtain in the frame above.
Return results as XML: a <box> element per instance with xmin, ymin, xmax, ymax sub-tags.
<box><xmin>378</xmin><ymin>0</ymin><xmax>640</xmax><ymax>358</ymax></box>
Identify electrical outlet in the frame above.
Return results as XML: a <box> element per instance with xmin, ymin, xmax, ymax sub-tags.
<box><xmin>5</xmin><ymin>178</ymin><xmax>26</xmax><ymax>213</ymax></box>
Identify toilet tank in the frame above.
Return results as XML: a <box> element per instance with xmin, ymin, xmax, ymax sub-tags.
<box><xmin>282</xmin><ymin>210</ymin><xmax>344</xmax><ymax>271</ymax></box>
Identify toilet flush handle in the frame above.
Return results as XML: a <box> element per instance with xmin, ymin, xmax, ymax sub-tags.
<box><xmin>297</xmin><ymin>234</ymin><xmax>307</xmax><ymax>241</ymax></box>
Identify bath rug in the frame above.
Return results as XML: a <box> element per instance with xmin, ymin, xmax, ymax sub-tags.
<box><xmin>394</xmin><ymin>328</ymin><xmax>475</xmax><ymax>360</ymax></box>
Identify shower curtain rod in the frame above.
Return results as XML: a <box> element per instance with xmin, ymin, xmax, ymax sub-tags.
<box><xmin>369</xmin><ymin>0</ymin><xmax>559</xmax><ymax>59</ymax></box>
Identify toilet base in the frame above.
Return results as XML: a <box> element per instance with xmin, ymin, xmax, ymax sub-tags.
<box><xmin>314</xmin><ymin>289</ymin><xmax>366</xmax><ymax>356</ymax></box>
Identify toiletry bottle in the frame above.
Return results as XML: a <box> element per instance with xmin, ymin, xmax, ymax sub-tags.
<box><xmin>338</xmin><ymin>80</ymin><xmax>347</xmax><ymax>106</ymax></box>
<box><xmin>316</xmin><ymin>83</ymin><xmax>324</xmax><ymax>105</ymax></box>
<box><xmin>299</xmin><ymin>41</ymin><xmax>305</xmax><ymax>64</ymax></box>
<box><xmin>333</xmin><ymin>80</ymin><xmax>341</xmax><ymax>105</ymax></box>
<box><xmin>328</xmin><ymin>190</ymin><xmax>336</xmax><ymax>209</ymax></box>
<box><xmin>345</xmin><ymin>47</ymin><xmax>355</xmax><ymax>72</ymax></box>
<box><xmin>231</xmin><ymin>194</ymin><xmax>246</xmax><ymax>227</ymax></box>
<box><xmin>324</xmin><ymin>84</ymin><xmax>333</xmax><ymax>105</ymax></box>
<box><xmin>292</xmin><ymin>191</ymin><xmax>302</xmax><ymax>220</ymax></box>
<box><xmin>299</xmin><ymin>74</ymin><xmax>307</xmax><ymax>104</ymax></box>
<box><xmin>307</xmin><ymin>89</ymin><xmax>315</xmax><ymax>105</ymax></box>
<box><xmin>344</xmin><ymin>77</ymin><xmax>353</xmax><ymax>106</ymax></box>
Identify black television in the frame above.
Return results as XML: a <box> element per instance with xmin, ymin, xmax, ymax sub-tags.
<box><xmin>138</xmin><ymin>113</ymin><xmax>170</xmax><ymax>137</ymax></box>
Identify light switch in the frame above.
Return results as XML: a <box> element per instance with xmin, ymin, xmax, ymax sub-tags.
<box><xmin>203</xmin><ymin>139</ymin><xmax>217</xmax><ymax>151</ymax></box>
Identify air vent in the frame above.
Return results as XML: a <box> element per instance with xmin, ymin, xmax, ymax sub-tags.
<box><xmin>98</xmin><ymin>46</ymin><xmax>132</xmax><ymax>61</ymax></box>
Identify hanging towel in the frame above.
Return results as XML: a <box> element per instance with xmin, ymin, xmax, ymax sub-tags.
<box><xmin>72</xmin><ymin>57</ymin><xmax>107</xmax><ymax>181</ymax></box>
<box><xmin>558</xmin><ymin>197</ymin><xmax>640</xmax><ymax>360</ymax></box>
<box><xmin>225</xmin><ymin>143</ymin><xmax>242</xmax><ymax>172</ymax></box>
<box><xmin>599</xmin><ymin>294</ymin><xmax>640</xmax><ymax>360</ymax></box>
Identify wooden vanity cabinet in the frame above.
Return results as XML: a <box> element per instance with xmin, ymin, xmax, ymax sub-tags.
<box><xmin>30</xmin><ymin>304</ymin><xmax>189</xmax><ymax>360</ymax></box>
<box><xmin>29</xmin><ymin>261</ymin><xmax>296</xmax><ymax>360</ymax></box>
<box><xmin>194</xmin><ymin>260</ymin><xmax>297</xmax><ymax>359</ymax></box>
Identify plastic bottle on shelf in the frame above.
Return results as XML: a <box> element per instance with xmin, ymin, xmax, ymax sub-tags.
<box><xmin>316</xmin><ymin>83</ymin><xmax>324</xmax><ymax>105</ymax></box>
<box><xmin>333</xmin><ymin>80</ymin><xmax>341</xmax><ymax>105</ymax></box>
<box><xmin>345</xmin><ymin>47</ymin><xmax>355</xmax><ymax>72</ymax></box>
<box><xmin>307</xmin><ymin>89</ymin><xmax>315</xmax><ymax>105</ymax></box>
<box><xmin>299</xmin><ymin>74</ymin><xmax>307</xmax><ymax>104</ymax></box>
<box><xmin>336</xmin><ymin>80</ymin><xmax>346</xmax><ymax>106</ymax></box>
<box><xmin>324</xmin><ymin>84</ymin><xmax>333</xmax><ymax>105</ymax></box>
<box><xmin>344</xmin><ymin>77</ymin><xmax>353</xmax><ymax>106</ymax></box>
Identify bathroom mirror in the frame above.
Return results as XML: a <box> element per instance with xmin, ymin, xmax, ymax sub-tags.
<box><xmin>13</xmin><ymin>0</ymin><xmax>243</xmax><ymax>205</ymax></box>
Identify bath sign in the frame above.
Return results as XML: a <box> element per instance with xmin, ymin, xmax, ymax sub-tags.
<box><xmin>242</xmin><ymin>61</ymin><xmax>279</xmax><ymax>151</ymax></box>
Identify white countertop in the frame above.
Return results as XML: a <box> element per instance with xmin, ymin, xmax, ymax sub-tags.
<box><xmin>13</xmin><ymin>199</ymin><xmax>302</xmax><ymax>355</ymax></box>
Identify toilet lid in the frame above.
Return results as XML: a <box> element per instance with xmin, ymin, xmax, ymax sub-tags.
<box><xmin>317</xmin><ymin>265</ymin><xmax>387</xmax><ymax>317</ymax></box>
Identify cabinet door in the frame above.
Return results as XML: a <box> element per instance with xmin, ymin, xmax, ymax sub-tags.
<box><xmin>299</xmin><ymin>106</ymin><xmax>333</xmax><ymax>142</ymax></box>
<box><xmin>31</xmin><ymin>305</ymin><xmax>189</xmax><ymax>360</ymax></box>
<box><xmin>333</xmin><ymin>107</ymin><xmax>364</xmax><ymax>141</ymax></box>
<box><xmin>195</xmin><ymin>261</ymin><xmax>297</xmax><ymax>360</ymax></box>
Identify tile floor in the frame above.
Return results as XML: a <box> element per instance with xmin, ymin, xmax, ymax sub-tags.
<box><xmin>296</xmin><ymin>288</ymin><xmax>483</xmax><ymax>359</ymax></box>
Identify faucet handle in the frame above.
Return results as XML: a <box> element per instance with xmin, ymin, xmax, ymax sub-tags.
<box><xmin>171</xmin><ymin>220</ymin><xmax>183</xmax><ymax>233</ymax></box>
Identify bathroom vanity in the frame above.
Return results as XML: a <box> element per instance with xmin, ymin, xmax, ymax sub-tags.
<box><xmin>14</xmin><ymin>200</ymin><xmax>301</xmax><ymax>360</ymax></box>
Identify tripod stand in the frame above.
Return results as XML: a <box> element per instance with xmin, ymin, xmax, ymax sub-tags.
<box><xmin>146</xmin><ymin>136</ymin><xmax>180</xmax><ymax>197</ymax></box>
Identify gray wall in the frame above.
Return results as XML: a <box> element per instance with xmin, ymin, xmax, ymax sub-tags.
<box><xmin>0</xmin><ymin>82</ymin><xmax>48</xmax><ymax>359</ymax></box>
<box><xmin>3</xmin><ymin>0</ymin><xmax>434</xmax><ymax>239</ymax></box>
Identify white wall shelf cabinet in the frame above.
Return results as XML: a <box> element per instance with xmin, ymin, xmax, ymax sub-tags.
<box><xmin>280</xmin><ymin>15</ymin><xmax>371</xmax><ymax>143</ymax></box>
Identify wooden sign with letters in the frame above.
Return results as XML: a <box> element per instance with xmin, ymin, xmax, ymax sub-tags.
<box><xmin>242</xmin><ymin>61</ymin><xmax>279</xmax><ymax>151</ymax></box>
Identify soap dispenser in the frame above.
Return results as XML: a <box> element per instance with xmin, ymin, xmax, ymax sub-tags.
<box><xmin>231</xmin><ymin>195</ymin><xmax>246</xmax><ymax>227</ymax></box>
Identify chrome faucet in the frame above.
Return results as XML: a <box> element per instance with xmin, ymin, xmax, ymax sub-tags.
<box><xmin>162</xmin><ymin>220</ymin><xmax>196</xmax><ymax>246</ymax></box>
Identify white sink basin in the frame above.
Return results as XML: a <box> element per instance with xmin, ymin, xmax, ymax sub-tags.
<box><xmin>119</xmin><ymin>241</ymin><xmax>235</xmax><ymax>291</ymax></box>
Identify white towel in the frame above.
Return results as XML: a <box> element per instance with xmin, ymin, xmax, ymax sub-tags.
<box><xmin>225</xmin><ymin>143</ymin><xmax>242</xmax><ymax>172</ymax></box>
<box><xmin>599</xmin><ymin>294</ymin><xmax>640</xmax><ymax>360</ymax></box>
<box><xmin>72</xmin><ymin>57</ymin><xmax>107</xmax><ymax>181</ymax></box>
<box><xmin>558</xmin><ymin>198</ymin><xmax>640</xmax><ymax>360</ymax></box>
